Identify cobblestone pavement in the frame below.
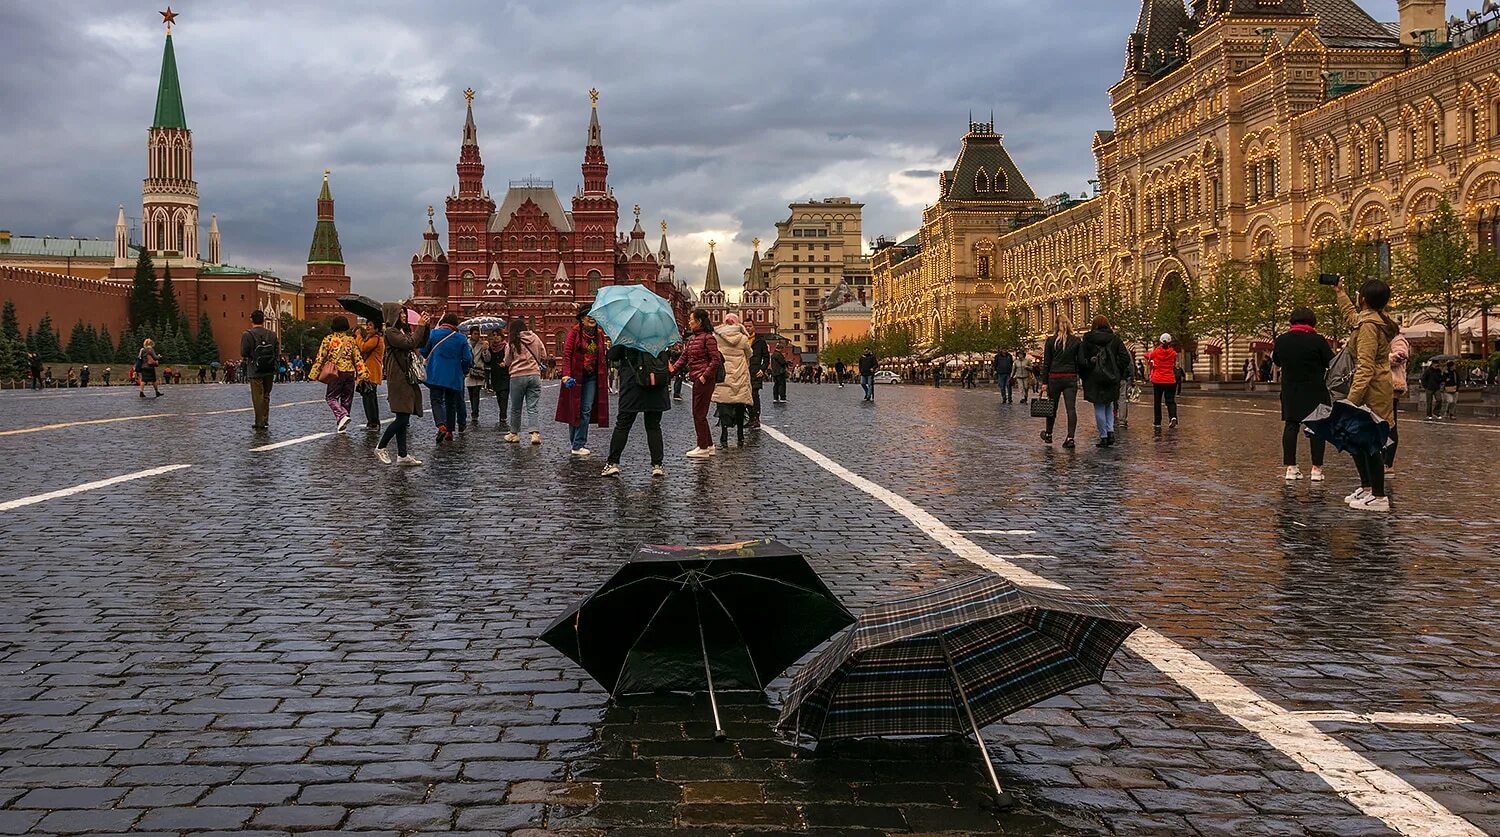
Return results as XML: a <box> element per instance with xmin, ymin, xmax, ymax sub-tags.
<box><xmin>0</xmin><ymin>381</ymin><xmax>1496</xmax><ymax>836</ymax></box>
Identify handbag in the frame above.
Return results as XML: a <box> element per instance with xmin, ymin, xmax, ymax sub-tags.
<box><xmin>315</xmin><ymin>360</ymin><xmax>339</xmax><ymax>385</ymax></box>
<box><xmin>1030</xmin><ymin>397</ymin><xmax>1057</xmax><ymax>419</ymax></box>
<box><xmin>1325</xmin><ymin>331</ymin><xmax>1358</xmax><ymax>400</ymax></box>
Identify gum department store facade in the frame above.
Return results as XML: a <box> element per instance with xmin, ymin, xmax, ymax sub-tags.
<box><xmin>873</xmin><ymin>0</ymin><xmax>1500</xmax><ymax>373</ymax></box>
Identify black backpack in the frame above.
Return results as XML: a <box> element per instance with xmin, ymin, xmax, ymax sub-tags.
<box><xmin>634</xmin><ymin>349</ymin><xmax>671</xmax><ymax>389</ymax></box>
<box><xmin>1084</xmin><ymin>339</ymin><xmax>1120</xmax><ymax>385</ymax></box>
<box><xmin>250</xmin><ymin>332</ymin><xmax>277</xmax><ymax>375</ymax></box>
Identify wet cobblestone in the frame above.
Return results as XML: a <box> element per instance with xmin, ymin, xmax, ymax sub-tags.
<box><xmin>0</xmin><ymin>383</ymin><xmax>1496</xmax><ymax>834</ymax></box>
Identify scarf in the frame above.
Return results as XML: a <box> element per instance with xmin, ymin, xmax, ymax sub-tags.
<box><xmin>1289</xmin><ymin>324</ymin><xmax>1317</xmax><ymax>335</ymax></box>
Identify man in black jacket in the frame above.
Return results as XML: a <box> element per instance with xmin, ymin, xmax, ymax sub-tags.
<box><xmin>1420</xmin><ymin>361</ymin><xmax>1443</xmax><ymax>419</ymax></box>
<box><xmin>240</xmin><ymin>310</ymin><xmax>280</xmax><ymax>430</ymax></box>
<box><xmin>857</xmin><ymin>347</ymin><xmax>878</xmax><ymax>402</ymax></box>
<box><xmin>992</xmin><ymin>350</ymin><xmax>1014</xmax><ymax>404</ymax></box>
<box><xmin>770</xmin><ymin>349</ymin><xmax>789</xmax><ymax>403</ymax></box>
<box><xmin>747</xmin><ymin>324</ymin><xmax>770</xmax><ymax>428</ymax></box>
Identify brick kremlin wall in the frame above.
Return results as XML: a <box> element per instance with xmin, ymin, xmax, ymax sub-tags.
<box><xmin>0</xmin><ymin>267</ymin><xmax>130</xmax><ymax>336</ymax></box>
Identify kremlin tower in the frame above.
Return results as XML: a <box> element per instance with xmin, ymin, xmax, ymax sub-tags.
<box><xmin>698</xmin><ymin>242</ymin><xmax>727</xmax><ymax>326</ymax></box>
<box><xmin>301</xmin><ymin>171</ymin><xmax>351</xmax><ymax>320</ymax></box>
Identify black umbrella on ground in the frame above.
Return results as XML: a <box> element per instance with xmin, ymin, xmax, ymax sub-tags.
<box><xmin>540</xmin><ymin>539</ymin><xmax>853</xmax><ymax>740</ymax></box>
<box><xmin>777</xmin><ymin>573</ymin><xmax>1139</xmax><ymax>803</ymax></box>
<box><xmin>337</xmin><ymin>294</ymin><xmax>384</xmax><ymax>328</ymax></box>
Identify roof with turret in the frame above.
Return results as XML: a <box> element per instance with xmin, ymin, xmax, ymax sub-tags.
<box><xmin>153</xmin><ymin>33</ymin><xmax>187</xmax><ymax>130</ymax></box>
<box><xmin>940</xmin><ymin>123</ymin><xmax>1037</xmax><ymax>203</ymax></box>
<box><xmin>307</xmin><ymin>173</ymin><xmax>344</xmax><ymax>265</ymax></box>
<box><xmin>491</xmin><ymin>185</ymin><xmax>574</xmax><ymax>233</ymax></box>
<box><xmin>703</xmin><ymin>246</ymin><xmax>721</xmax><ymax>292</ymax></box>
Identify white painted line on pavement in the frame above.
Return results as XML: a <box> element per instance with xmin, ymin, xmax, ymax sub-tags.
<box><xmin>1178</xmin><ymin>402</ymin><xmax>1500</xmax><ymax>433</ymax></box>
<box><xmin>761</xmin><ymin>424</ymin><xmax>1482</xmax><ymax>837</ymax></box>
<box><xmin>0</xmin><ymin>465</ymin><xmax>192</xmax><ymax>512</ymax></box>
<box><xmin>188</xmin><ymin>398</ymin><xmax>324</xmax><ymax>417</ymax></box>
<box><xmin>251</xmin><ymin>417</ymin><xmax>394</xmax><ymax>452</ymax></box>
<box><xmin>0</xmin><ymin>413</ymin><xmax>174</xmax><ymax>436</ymax></box>
<box><xmin>1291</xmin><ymin>711</ymin><xmax>1473</xmax><ymax>726</ymax></box>
<box><xmin>955</xmin><ymin>529</ymin><xmax>1037</xmax><ymax>536</ymax></box>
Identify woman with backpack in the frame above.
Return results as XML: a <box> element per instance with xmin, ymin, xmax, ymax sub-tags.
<box><xmin>671</xmin><ymin>309</ymin><xmax>724</xmax><ymax>459</ymax></box>
<box><xmin>1337</xmin><ymin>278</ymin><xmax>1399</xmax><ymax>512</ymax></box>
<box><xmin>501</xmin><ymin>318</ymin><xmax>551</xmax><ymax>446</ymax></box>
<box><xmin>421</xmin><ymin>313</ymin><xmax>473</xmax><ymax>443</ymax></box>
<box><xmin>1145</xmin><ymin>334</ymin><xmax>1179</xmax><ymax>429</ymax></box>
<box><xmin>601</xmin><ymin>344</ymin><xmax>672</xmax><ymax>478</ymax></box>
<box><xmin>555</xmin><ymin>308</ymin><xmax>610</xmax><ymax>457</ymax></box>
<box><xmin>712</xmin><ymin>313</ymin><xmax>754</xmax><ymax>449</ymax></box>
<box><xmin>1079</xmin><ymin>316</ymin><xmax>1131</xmax><ymax>447</ymax></box>
<box><xmin>376</xmin><ymin>303</ymin><xmax>430</xmax><ymax>466</ymax></box>
<box><xmin>308</xmin><ymin>316</ymin><xmax>369</xmax><ymax>433</ymax></box>
<box><xmin>1039</xmin><ymin>313</ymin><xmax>1081</xmax><ymax>448</ymax></box>
<box><xmin>1271</xmin><ymin>307</ymin><xmax>1333</xmax><ymax>482</ymax></box>
<box><xmin>135</xmin><ymin>338</ymin><xmax>162</xmax><ymax>398</ymax></box>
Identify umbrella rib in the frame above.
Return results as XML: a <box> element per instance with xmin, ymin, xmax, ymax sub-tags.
<box><xmin>703</xmin><ymin>585</ymin><xmax>765</xmax><ymax>690</ymax></box>
<box><xmin>605</xmin><ymin>587</ymin><xmax>679</xmax><ymax>699</ymax></box>
<box><xmin>701</xmin><ymin>571</ymin><xmax>830</xmax><ymax>598</ymax></box>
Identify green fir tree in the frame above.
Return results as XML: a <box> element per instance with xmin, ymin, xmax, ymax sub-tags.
<box><xmin>128</xmin><ymin>249</ymin><xmax>159</xmax><ymax>331</ymax></box>
<box><xmin>1</xmin><ymin>300</ymin><xmax>20</xmax><ymax>342</ymax></box>
<box><xmin>33</xmin><ymin>315</ymin><xmax>65</xmax><ymax>362</ymax></box>
<box><xmin>158</xmin><ymin>265</ymin><xmax>180</xmax><ymax>325</ymax></box>
<box><xmin>66</xmin><ymin>320</ymin><xmax>89</xmax><ymax>362</ymax></box>
<box><xmin>96</xmin><ymin>326</ymin><xmax>116</xmax><ymax>362</ymax></box>
<box><xmin>194</xmin><ymin>312</ymin><xmax>219</xmax><ymax>364</ymax></box>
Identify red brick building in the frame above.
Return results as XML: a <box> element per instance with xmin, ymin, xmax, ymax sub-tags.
<box><xmin>411</xmin><ymin>89</ymin><xmax>692</xmax><ymax>353</ymax></box>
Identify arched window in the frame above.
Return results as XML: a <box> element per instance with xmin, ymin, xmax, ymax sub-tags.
<box><xmin>1430</xmin><ymin>119</ymin><xmax>1442</xmax><ymax>153</ymax></box>
<box><xmin>175</xmin><ymin>218</ymin><xmax>185</xmax><ymax>252</ymax></box>
<box><xmin>524</xmin><ymin>270</ymin><xmax>536</xmax><ymax>296</ymax></box>
<box><xmin>994</xmin><ymin>170</ymin><xmax>1007</xmax><ymax>192</ymax></box>
<box><xmin>587</xmin><ymin>270</ymin><xmax>602</xmax><ymax>294</ymax></box>
<box><xmin>461</xmin><ymin>270</ymin><xmax>475</xmax><ymax>297</ymax></box>
<box><xmin>153</xmin><ymin>216</ymin><xmax>165</xmax><ymax>251</ymax></box>
<box><xmin>975</xmin><ymin>168</ymin><xmax>991</xmax><ymax>193</ymax></box>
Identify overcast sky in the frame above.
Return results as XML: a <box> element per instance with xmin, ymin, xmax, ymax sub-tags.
<box><xmin>1</xmin><ymin>1</ymin><xmax>1395</xmax><ymax>301</ymax></box>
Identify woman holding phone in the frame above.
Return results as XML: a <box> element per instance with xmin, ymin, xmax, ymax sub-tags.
<box><xmin>376</xmin><ymin>303</ymin><xmax>430</xmax><ymax>465</ymax></box>
<box><xmin>671</xmin><ymin>309</ymin><xmax>724</xmax><ymax>459</ymax></box>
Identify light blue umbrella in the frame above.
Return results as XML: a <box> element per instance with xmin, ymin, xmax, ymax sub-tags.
<box><xmin>589</xmin><ymin>285</ymin><xmax>682</xmax><ymax>356</ymax></box>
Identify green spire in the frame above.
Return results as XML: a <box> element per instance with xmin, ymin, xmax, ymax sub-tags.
<box><xmin>307</xmin><ymin>171</ymin><xmax>344</xmax><ymax>265</ymax></box>
<box><xmin>152</xmin><ymin>33</ymin><xmax>187</xmax><ymax>130</ymax></box>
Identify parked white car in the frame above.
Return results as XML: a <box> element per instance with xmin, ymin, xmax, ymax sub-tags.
<box><xmin>873</xmin><ymin>370</ymin><xmax>901</xmax><ymax>385</ymax></box>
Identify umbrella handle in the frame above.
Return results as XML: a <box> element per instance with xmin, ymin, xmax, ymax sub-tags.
<box><xmin>695</xmin><ymin>593</ymin><xmax>727</xmax><ymax>742</ymax></box>
<box><xmin>938</xmin><ymin>633</ymin><xmax>1012</xmax><ymax>807</ymax></box>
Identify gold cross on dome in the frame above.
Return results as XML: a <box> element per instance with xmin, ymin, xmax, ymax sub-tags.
<box><xmin>464</xmin><ymin>88</ymin><xmax>475</xmax><ymax>103</ymax></box>
<box><xmin>633</xmin><ymin>204</ymin><xmax>641</xmax><ymax>220</ymax></box>
<box><xmin>427</xmin><ymin>206</ymin><xmax>435</xmax><ymax>219</ymax></box>
<box><xmin>753</xmin><ymin>237</ymin><xmax>761</xmax><ymax>249</ymax></box>
<box><xmin>661</xmin><ymin>220</ymin><xmax>668</xmax><ymax>235</ymax></box>
<box><xmin>709</xmin><ymin>240</ymin><xmax>716</xmax><ymax>252</ymax></box>
<box><xmin>589</xmin><ymin>88</ymin><xmax>600</xmax><ymax>106</ymax></box>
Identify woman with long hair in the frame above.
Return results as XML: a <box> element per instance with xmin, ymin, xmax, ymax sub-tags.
<box><xmin>1338</xmin><ymin>278</ymin><xmax>1398</xmax><ymax>512</ymax></box>
<box><xmin>1271</xmin><ymin>307</ymin><xmax>1333</xmax><ymax>482</ymax></box>
<box><xmin>376</xmin><ymin>303</ymin><xmax>430</xmax><ymax>465</ymax></box>
<box><xmin>1079</xmin><ymin>316</ymin><xmax>1131</xmax><ymax>447</ymax></box>
<box><xmin>711</xmin><ymin>313</ymin><xmax>754</xmax><ymax>448</ymax></box>
<box><xmin>555</xmin><ymin>307</ymin><xmax>610</xmax><ymax>457</ymax></box>
<box><xmin>308</xmin><ymin>316</ymin><xmax>368</xmax><ymax>432</ymax></box>
<box><xmin>501</xmin><ymin>318</ymin><xmax>551</xmax><ymax>445</ymax></box>
<box><xmin>1144</xmin><ymin>333</ymin><xmax>1179</xmax><ymax>429</ymax></box>
<box><xmin>136</xmin><ymin>338</ymin><xmax>162</xmax><ymax>398</ymax></box>
<box><xmin>670</xmin><ymin>309</ymin><xmax>724</xmax><ymax>459</ymax></box>
<box><xmin>1040</xmin><ymin>313</ymin><xmax>1081</xmax><ymax>448</ymax></box>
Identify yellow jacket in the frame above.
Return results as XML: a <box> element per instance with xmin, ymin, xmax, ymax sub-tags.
<box><xmin>1337</xmin><ymin>286</ymin><xmax>1397</xmax><ymax>423</ymax></box>
<box><xmin>310</xmin><ymin>333</ymin><xmax>367</xmax><ymax>381</ymax></box>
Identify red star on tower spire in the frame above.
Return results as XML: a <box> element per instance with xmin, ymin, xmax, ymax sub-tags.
<box><xmin>160</xmin><ymin>7</ymin><xmax>178</xmax><ymax>31</ymax></box>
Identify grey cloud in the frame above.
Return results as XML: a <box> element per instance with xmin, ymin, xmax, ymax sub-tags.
<box><xmin>0</xmin><ymin>0</ymin><xmax>1176</xmax><ymax>299</ymax></box>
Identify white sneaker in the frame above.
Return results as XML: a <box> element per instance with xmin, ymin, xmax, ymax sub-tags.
<box><xmin>572</xmin><ymin>448</ymin><xmax>591</xmax><ymax>457</ymax></box>
<box><xmin>375</xmin><ymin>447</ymin><xmax>392</xmax><ymax>465</ymax></box>
<box><xmin>1284</xmin><ymin>466</ymin><xmax>1302</xmax><ymax>481</ymax></box>
<box><xmin>1354</xmin><ymin>495</ymin><xmax>1390</xmax><ymax>512</ymax></box>
<box><xmin>685</xmin><ymin>447</ymin><xmax>713</xmax><ymax>459</ymax></box>
<box><xmin>1343</xmin><ymin>487</ymin><xmax>1367</xmax><ymax>503</ymax></box>
<box><xmin>1309</xmin><ymin>467</ymin><xmax>1325</xmax><ymax>482</ymax></box>
<box><xmin>529</xmin><ymin>432</ymin><xmax>542</xmax><ymax>445</ymax></box>
<box><xmin>600</xmin><ymin>463</ymin><xmax>621</xmax><ymax>476</ymax></box>
<box><xmin>504</xmin><ymin>433</ymin><xmax>520</xmax><ymax>443</ymax></box>
<box><xmin>1345</xmin><ymin>488</ymin><xmax>1371</xmax><ymax>506</ymax></box>
<box><xmin>651</xmin><ymin>465</ymin><xmax>666</xmax><ymax>477</ymax></box>
<box><xmin>397</xmin><ymin>455</ymin><xmax>423</xmax><ymax>466</ymax></box>
<box><xmin>337</xmin><ymin>415</ymin><xmax>351</xmax><ymax>433</ymax></box>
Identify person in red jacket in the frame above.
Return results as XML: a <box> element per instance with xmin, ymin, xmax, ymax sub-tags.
<box><xmin>670</xmin><ymin>309</ymin><xmax>724</xmax><ymax>459</ymax></box>
<box><xmin>1144</xmin><ymin>333</ymin><xmax>1179</xmax><ymax>430</ymax></box>
<box><xmin>555</xmin><ymin>307</ymin><xmax>610</xmax><ymax>457</ymax></box>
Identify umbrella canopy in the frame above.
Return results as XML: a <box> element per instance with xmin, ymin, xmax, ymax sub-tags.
<box><xmin>778</xmin><ymin>574</ymin><xmax>1138</xmax><ymax>742</ymax></box>
<box><xmin>458</xmin><ymin>316</ymin><xmax>507</xmax><ymax>334</ymax></box>
<box><xmin>1302</xmin><ymin>400</ymin><xmax>1390</xmax><ymax>456</ymax></box>
<box><xmin>588</xmin><ymin>285</ymin><xmax>682</xmax><ymax>356</ymax></box>
<box><xmin>336</xmin><ymin>294</ymin><xmax>384</xmax><ymax>328</ymax></box>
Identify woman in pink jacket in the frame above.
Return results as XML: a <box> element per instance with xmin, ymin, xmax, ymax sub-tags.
<box><xmin>671</xmin><ymin>309</ymin><xmax>724</xmax><ymax>459</ymax></box>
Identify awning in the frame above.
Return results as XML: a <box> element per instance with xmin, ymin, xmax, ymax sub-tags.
<box><xmin>1249</xmin><ymin>340</ymin><xmax>1274</xmax><ymax>352</ymax></box>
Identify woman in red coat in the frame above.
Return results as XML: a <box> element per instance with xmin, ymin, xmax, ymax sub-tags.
<box><xmin>1144</xmin><ymin>333</ymin><xmax>1179</xmax><ymax>429</ymax></box>
<box><xmin>555</xmin><ymin>308</ymin><xmax>610</xmax><ymax>457</ymax></box>
<box><xmin>671</xmin><ymin>309</ymin><xmax>724</xmax><ymax>459</ymax></box>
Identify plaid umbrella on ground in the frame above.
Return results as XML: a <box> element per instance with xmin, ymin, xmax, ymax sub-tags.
<box><xmin>541</xmin><ymin>539</ymin><xmax>853</xmax><ymax>740</ymax></box>
<box><xmin>777</xmin><ymin>573</ymin><xmax>1139</xmax><ymax>800</ymax></box>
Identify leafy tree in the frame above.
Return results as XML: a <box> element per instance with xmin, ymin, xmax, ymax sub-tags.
<box><xmin>127</xmin><ymin>249</ymin><xmax>158</xmax><ymax>331</ymax></box>
<box><xmin>992</xmin><ymin>308</ymin><xmax>1029</xmax><ymax>353</ymax></box>
<box><xmin>32</xmin><ymin>314</ymin><xmax>65</xmax><ymax>362</ymax></box>
<box><xmin>158</xmin><ymin>265</ymin><xmax>180</xmax><ymax>325</ymax></box>
<box><xmin>1189</xmin><ymin>261</ymin><xmax>1257</xmax><ymax>380</ymax></box>
<box><xmin>874</xmin><ymin>326</ymin><xmax>915</xmax><ymax>360</ymax></box>
<box><xmin>818</xmin><ymin>336</ymin><xmax>863</xmax><ymax>366</ymax></box>
<box><xmin>1300</xmin><ymin>233</ymin><xmax>1378</xmax><ymax>345</ymax></box>
<box><xmin>65</xmin><ymin>320</ymin><xmax>89</xmax><ymax>362</ymax></box>
<box><xmin>1097</xmin><ymin>280</ymin><xmax>1154</xmax><ymax>349</ymax></box>
<box><xmin>194</xmin><ymin>312</ymin><xmax>219</xmax><ymax>364</ymax></box>
<box><xmin>0</xmin><ymin>300</ymin><xmax>20</xmax><ymax>342</ymax></box>
<box><xmin>1244</xmin><ymin>249</ymin><xmax>1296</xmax><ymax>345</ymax></box>
<box><xmin>279</xmin><ymin>313</ymin><xmax>330</xmax><ymax>360</ymax></box>
<box><xmin>1395</xmin><ymin>197</ymin><xmax>1485</xmax><ymax>356</ymax></box>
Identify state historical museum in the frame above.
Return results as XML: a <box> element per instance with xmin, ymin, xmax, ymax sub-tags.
<box><xmin>410</xmin><ymin>90</ymin><xmax>692</xmax><ymax>352</ymax></box>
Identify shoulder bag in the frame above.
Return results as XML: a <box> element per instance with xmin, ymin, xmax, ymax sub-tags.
<box><xmin>1325</xmin><ymin>328</ymin><xmax>1359</xmax><ymax>400</ymax></box>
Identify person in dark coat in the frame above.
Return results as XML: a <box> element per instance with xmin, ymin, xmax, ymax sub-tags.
<box><xmin>992</xmin><ymin>350</ymin><xmax>1014</xmax><ymax>404</ymax></box>
<box><xmin>857</xmin><ymin>347</ymin><xmax>878</xmax><ymax>402</ymax></box>
<box><xmin>377</xmin><ymin>302</ymin><xmax>431</xmax><ymax>465</ymax></box>
<box><xmin>1271</xmin><ymin>306</ymin><xmax>1333</xmax><ymax>482</ymax></box>
<box><xmin>1041</xmin><ymin>314</ymin><xmax>1082</xmax><ymax>447</ymax></box>
<box><xmin>555</xmin><ymin>308</ymin><xmax>610</xmax><ymax>456</ymax></box>
<box><xmin>748</xmin><ymin>324</ymin><xmax>770</xmax><ymax>426</ymax></box>
<box><xmin>769</xmin><ymin>349</ymin><xmax>790</xmax><ymax>403</ymax></box>
<box><xmin>1079</xmin><ymin>317</ymin><xmax>1132</xmax><ymax>447</ymax></box>
<box><xmin>600</xmin><ymin>345</ymin><xmax>672</xmax><ymax>477</ymax></box>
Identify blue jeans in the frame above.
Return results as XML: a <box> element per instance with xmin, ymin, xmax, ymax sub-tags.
<box><xmin>1093</xmin><ymin>401</ymin><xmax>1115</xmax><ymax>437</ymax></box>
<box><xmin>430</xmin><ymin>385</ymin><xmax>461</xmax><ymax>431</ymax></box>
<box><xmin>860</xmin><ymin>374</ymin><xmax>875</xmax><ymax>400</ymax></box>
<box><xmin>569</xmin><ymin>376</ymin><xmax>598</xmax><ymax>450</ymax></box>
<box><xmin>999</xmin><ymin>376</ymin><xmax>1012</xmax><ymax>403</ymax></box>
<box><xmin>508</xmin><ymin>375</ymin><xmax>541</xmax><ymax>434</ymax></box>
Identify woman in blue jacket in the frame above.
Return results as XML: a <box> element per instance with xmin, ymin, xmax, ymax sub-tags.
<box><xmin>421</xmin><ymin>312</ymin><xmax>473</xmax><ymax>443</ymax></box>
